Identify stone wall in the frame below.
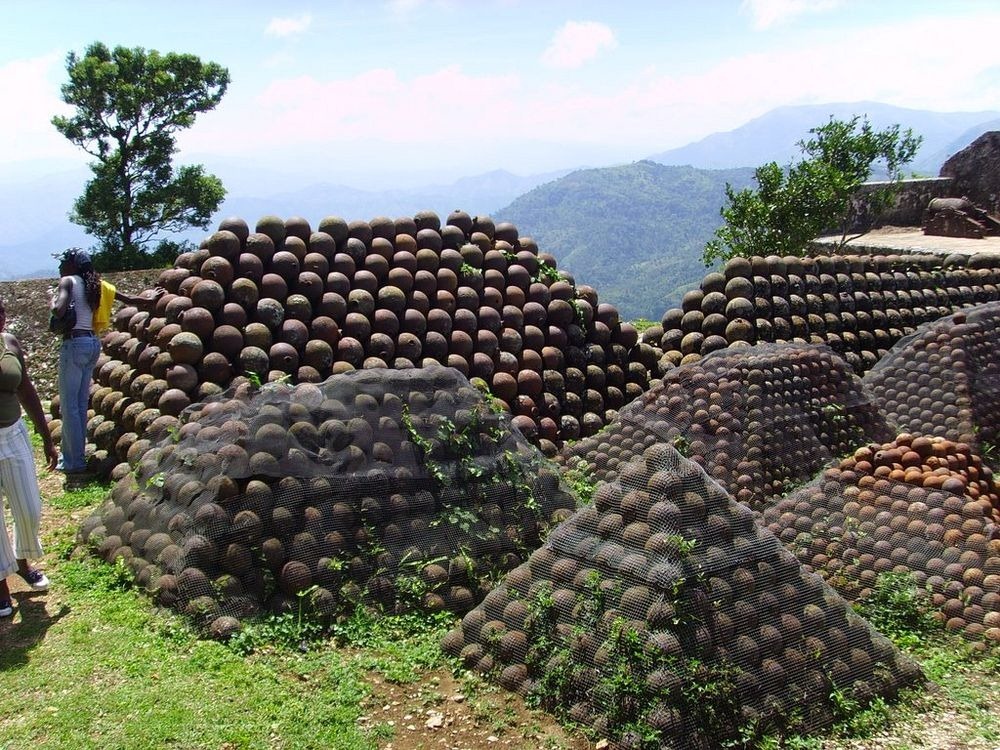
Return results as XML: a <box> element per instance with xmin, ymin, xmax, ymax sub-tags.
<box><xmin>850</xmin><ymin>177</ymin><xmax>954</xmax><ymax>230</ymax></box>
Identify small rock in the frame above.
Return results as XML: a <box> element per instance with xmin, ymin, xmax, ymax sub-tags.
<box><xmin>450</xmin><ymin>694</ymin><xmax>465</xmax><ymax>703</ymax></box>
<box><xmin>425</xmin><ymin>711</ymin><xmax>445</xmax><ymax>729</ymax></box>
<box><xmin>596</xmin><ymin>741</ymin><xmax>609</xmax><ymax>750</ymax></box>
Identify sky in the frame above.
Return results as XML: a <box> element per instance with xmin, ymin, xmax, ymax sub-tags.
<box><xmin>2</xmin><ymin>0</ymin><xmax>1000</xmax><ymax>189</ymax></box>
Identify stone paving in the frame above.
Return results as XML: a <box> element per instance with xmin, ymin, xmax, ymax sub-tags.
<box><xmin>813</xmin><ymin>226</ymin><xmax>1000</xmax><ymax>258</ymax></box>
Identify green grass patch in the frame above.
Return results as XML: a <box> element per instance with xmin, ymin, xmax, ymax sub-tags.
<box><xmin>48</xmin><ymin>480</ymin><xmax>110</xmax><ymax>510</ymax></box>
<box><xmin>332</xmin><ymin>607</ymin><xmax>454</xmax><ymax>683</ymax></box>
<box><xmin>0</xmin><ymin>555</ymin><xmax>403</xmax><ymax>750</ymax></box>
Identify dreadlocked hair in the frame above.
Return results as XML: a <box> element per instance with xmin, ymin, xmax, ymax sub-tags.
<box><xmin>80</xmin><ymin>268</ymin><xmax>101</xmax><ymax>309</ymax></box>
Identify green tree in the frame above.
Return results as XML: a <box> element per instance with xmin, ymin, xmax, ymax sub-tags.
<box><xmin>52</xmin><ymin>42</ymin><xmax>230</xmax><ymax>270</ymax></box>
<box><xmin>704</xmin><ymin>116</ymin><xmax>922</xmax><ymax>265</ymax></box>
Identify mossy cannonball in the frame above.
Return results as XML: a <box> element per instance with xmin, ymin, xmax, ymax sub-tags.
<box><xmin>168</xmin><ymin>332</ymin><xmax>204</xmax><ymax>366</ymax></box>
<box><xmin>229</xmin><ymin>277</ymin><xmax>260</xmax><ymax>312</ymax></box>
<box><xmin>297</xmin><ymin>339</ymin><xmax>332</xmax><ymax>372</ymax></box>
<box><xmin>207</xmin><ymin>230</ymin><xmax>241</xmax><ymax>261</ymax></box>
<box><xmin>255</xmin><ymin>215</ymin><xmax>286</xmax><ymax>248</ymax></box>
<box><xmin>255</xmin><ymin>296</ymin><xmax>285</xmax><ymax>331</ymax></box>
<box><xmin>238</xmin><ymin>346</ymin><xmax>269</xmax><ymax>378</ymax></box>
<box><xmin>318</xmin><ymin>216</ymin><xmax>349</xmax><ymax>244</ymax></box>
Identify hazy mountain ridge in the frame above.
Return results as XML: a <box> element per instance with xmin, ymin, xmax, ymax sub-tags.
<box><xmin>0</xmin><ymin>167</ymin><xmax>573</xmax><ymax>279</ymax></box>
<box><xmin>648</xmin><ymin>102</ymin><xmax>1000</xmax><ymax>175</ymax></box>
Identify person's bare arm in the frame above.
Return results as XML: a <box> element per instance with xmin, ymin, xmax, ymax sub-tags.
<box><xmin>4</xmin><ymin>332</ymin><xmax>57</xmax><ymax>470</ymax></box>
<box><xmin>52</xmin><ymin>276</ymin><xmax>73</xmax><ymax>317</ymax></box>
<box><xmin>115</xmin><ymin>287</ymin><xmax>165</xmax><ymax>311</ymax></box>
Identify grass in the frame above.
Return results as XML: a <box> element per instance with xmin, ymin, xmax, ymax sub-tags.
<box><xmin>2</xmin><ymin>542</ymin><xmax>376</xmax><ymax>749</ymax></box>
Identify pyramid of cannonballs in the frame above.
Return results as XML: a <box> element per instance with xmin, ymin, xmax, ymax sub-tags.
<box><xmin>443</xmin><ymin>444</ymin><xmax>921</xmax><ymax>748</ymax></box>
<box><xmin>642</xmin><ymin>252</ymin><xmax>1000</xmax><ymax>378</ymax></box>
<box><xmin>77</xmin><ymin>367</ymin><xmax>577</xmax><ymax>637</ymax></box>
<box><xmin>764</xmin><ymin>434</ymin><xmax>1000</xmax><ymax>643</ymax></box>
<box><xmin>71</xmin><ymin>211</ymin><xmax>653</xmax><ymax>468</ymax></box>
<box><xmin>864</xmin><ymin>300</ymin><xmax>1000</xmax><ymax>453</ymax></box>
<box><xmin>559</xmin><ymin>343</ymin><xmax>892</xmax><ymax>510</ymax></box>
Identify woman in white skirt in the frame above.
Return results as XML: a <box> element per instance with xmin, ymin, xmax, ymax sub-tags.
<box><xmin>0</xmin><ymin>294</ymin><xmax>58</xmax><ymax>618</ymax></box>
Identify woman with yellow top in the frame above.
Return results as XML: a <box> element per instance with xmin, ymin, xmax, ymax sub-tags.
<box><xmin>51</xmin><ymin>249</ymin><xmax>162</xmax><ymax>485</ymax></box>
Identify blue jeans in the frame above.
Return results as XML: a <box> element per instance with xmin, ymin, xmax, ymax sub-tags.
<box><xmin>58</xmin><ymin>335</ymin><xmax>101</xmax><ymax>473</ymax></box>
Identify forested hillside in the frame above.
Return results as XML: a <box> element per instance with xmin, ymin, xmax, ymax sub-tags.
<box><xmin>496</xmin><ymin>160</ymin><xmax>755</xmax><ymax>320</ymax></box>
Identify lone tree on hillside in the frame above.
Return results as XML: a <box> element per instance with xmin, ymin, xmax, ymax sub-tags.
<box><xmin>53</xmin><ymin>42</ymin><xmax>230</xmax><ymax>270</ymax></box>
<box><xmin>703</xmin><ymin>116</ymin><xmax>922</xmax><ymax>265</ymax></box>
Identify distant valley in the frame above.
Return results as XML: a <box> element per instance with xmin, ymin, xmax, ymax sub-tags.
<box><xmin>496</xmin><ymin>162</ymin><xmax>755</xmax><ymax>320</ymax></box>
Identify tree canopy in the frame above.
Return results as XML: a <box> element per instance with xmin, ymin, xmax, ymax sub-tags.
<box><xmin>703</xmin><ymin>116</ymin><xmax>922</xmax><ymax>265</ymax></box>
<box><xmin>52</xmin><ymin>42</ymin><xmax>230</xmax><ymax>270</ymax></box>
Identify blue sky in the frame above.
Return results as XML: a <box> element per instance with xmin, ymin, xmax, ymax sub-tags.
<box><xmin>3</xmin><ymin>0</ymin><xmax>1000</xmax><ymax>187</ymax></box>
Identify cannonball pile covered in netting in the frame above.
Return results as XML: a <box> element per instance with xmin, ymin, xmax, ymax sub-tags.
<box><xmin>864</xmin><ymin>300</ymin><xmax>1000</xmax><ymax>454</ymax></box>
<box><xmin>558</xmin><ymin>343</ymin><xmax>893</xmax><ymax>510</ymax></box>
<box><xmin>442</xmin><ymin>444</ymin><xmax>921</xmax><ymax>749</ymax></box>
<box><xmin>764</xmin><ymin>435</ymin><xmax>1000</xmax><ymax>643</ymax></box>
<box><xmin>642</xmin><ymin>252</ymin><xmax>1000</xmax><ymax>377</ymax></box>
<box><xmin>77</xmin><ymin>367</ymin><xmax>578</xmax><ymax>638</ymax></box>
<box><xmin>61</xmin><ymin>211</ymin><xmax>653</xmax><ymax>470</ymax></box>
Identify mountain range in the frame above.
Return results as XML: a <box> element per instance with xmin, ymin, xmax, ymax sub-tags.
<box><xmin>3</xmin><ymin>101</ymin><xmax>998</xmax><ymax>321</ymax></box>
<box><xmin>496</xmin><ymin>162</ymin><xmax>755</xmax><ymax>320</ymax></box>
<box><xmin>0</xmin><ymin>167</ymin><xmax>573</xmax><ymax>280</ymax></box>
<box><xmin>647</xmin><ymin>101</ymin><xmax>999</xmax><ymax>175</ymax></box>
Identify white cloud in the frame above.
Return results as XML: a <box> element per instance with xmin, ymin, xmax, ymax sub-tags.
<box><xmin>265</xmin><ymin>13</ymin><xmax>313</xmax><ymax>38</ymax></box>
<box><xmin>386</xmin><ymin>0</ymin><xmax>424</xmax><ymax>12</ymax></box>
<box><xmin>385</xmin><ymin>0</ymin><xmax>455</xmax><ymax>17</ymax></box>
<box><xmin>741</xmin><ymin>0</ymin><xmax>842</xmax><ymax>30</ymax></box>
<box><xmin>541</xmin><ymin>21</ymin><xmax>617</xmax><ymax>69</ymax></box>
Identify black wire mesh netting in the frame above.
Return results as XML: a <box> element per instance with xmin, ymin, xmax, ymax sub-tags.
<box><xmin>77</xmin><ymin>367</ymin><xmax>578</xmax><ymax>637</ymax></box>
<box><xmin>864</xmin><ymin>300</ymin><xmax>1000</xmax><ymax>454</ymax></box>
<box><xmin>558</xmin><ymin>343</ymin><xmax>893</xmax><ymax>511</ymax></box>
<box><xmin>764</xmin><ymin>435</ymin><xmax>1000</xmax><ymax>644</ymax></box>
<box><xmin>443</xmin><ymin>444</ymin><xmax>922</xmax><ymax>749</ymax></box>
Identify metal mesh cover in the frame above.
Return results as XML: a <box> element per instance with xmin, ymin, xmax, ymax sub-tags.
<box><xmin>864</xmin><ymin>300</ymin><xmax>1000</xmax><ymax>454</ymax></box>
<box><xmin>765</xmin><ymin>436</ymin><xmax>1000</xmax><ymax>643</ymax></box>
<box><xmin>444</xmin><ymin>445</ymin><xmax>921</xmax><ymax>748</ymax></box>
<box><xmin>559</xmin><ymin>343</ymin><xmax>892</xmax><ymax>510</ymax></box>
<box><xmin>78</xmin><ymin>366</ymin><xmax>577</xmax><ymax>634</ymax></box>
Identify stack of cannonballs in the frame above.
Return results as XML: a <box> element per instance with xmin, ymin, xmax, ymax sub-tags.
<box><xmin>643</xmin><ymin>252</ymin><xmax>1000</xmax><ymax>378</ymax></box>
<box><xmin>61</xmin><ymin>211</ymin><xmax>653</xmax><ymax>467</ymax></box>
<box><xmin>443</xmin><ymin>444</ymin><xmax>921</xmax><ymax>748</ymax></box>
<box><xmin>864</xmin><ymin>301</ymin><xmax>1000</xmax><ymax>453</ymax></box>
<box><xmin>77</xmin><ymin>367</ymin><xmax>577</xmax><ymax>637</ymax></box>
<box><xmin>559</xmin><ymin>343</ymin><xmax>892</xmax><ymax>510</ymax></box>
<box><xmin>765</xmin><ymin>434</ymin><xmax>1000</xmax><ymax>643</ymax></box>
